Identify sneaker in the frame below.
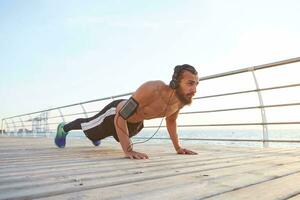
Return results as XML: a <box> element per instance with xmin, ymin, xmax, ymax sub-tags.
<box><xmin>55</xmin><ymin>122</ymin><xmax>68</xmax><ymax>148</ymax></box>
<box><xmin>92</xmin><ymin>140</ymin><xmax>101</xmax><ymax>146</ymax></box>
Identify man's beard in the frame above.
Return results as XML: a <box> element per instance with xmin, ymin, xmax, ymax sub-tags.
<box><xmin>175</xmin><ymin>86</ymin><xmax>193</xmax><ymax>105</ymax></box>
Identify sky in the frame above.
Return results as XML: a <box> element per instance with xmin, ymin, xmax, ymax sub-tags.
<box><xmin>1</xmin><ymin>0</ymin><xmax>300</xmax><ymax>122</ymax></box>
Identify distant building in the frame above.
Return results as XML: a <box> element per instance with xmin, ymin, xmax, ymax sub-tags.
<box><xmin>25</xmin><ymin>112</ymin><xmax>49</xmax><ymax>133</ymax></box>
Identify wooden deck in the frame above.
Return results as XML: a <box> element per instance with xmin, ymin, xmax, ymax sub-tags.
<box><xmin>1</xmin><ymin>136</ymin><xmax>300</xmax><ymax>200</ymax></box>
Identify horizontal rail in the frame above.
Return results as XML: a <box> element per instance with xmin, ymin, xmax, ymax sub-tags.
<box><xmin>6</xmin><ymin>120</ymin><xmax>300</xmax><ymax>130</ymax></box>
<box><xmin>194</xmin><ymin>82</ymin><xmax>300</xmax><ymax>100</ymax></box>
<box><xmin>180</xmin><ymin>102</ymin><xmax>300</xmax><ymax>115</ymax></box>
<box><xmin>5</xmin><ymin>101</ymin><xmax>300</xmax><ymax>127</ymax></box>
<box><xmin>133</xmin><ymin>137</ymin><xmax>300</xmax><ymax>143</ymax></box>
<box><xmin>200</xmin><ymin>57</ymin><xmax>300</xmax><ymax>81</ymax></box>
<box><xmin>3</xmin><ymin>93</ymin><xmax>132</xmax><ymax>120</ymax></box>
<box><xmin>144</xmin><ymin>122</ymin><xmax>300</xmax><ymax>128</ymax></box>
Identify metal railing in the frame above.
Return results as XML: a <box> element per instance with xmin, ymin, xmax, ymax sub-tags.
<box><xmin>2</xmin><ymin>57</ymin><xmax>300</xmax><ymax>147</ymax></box>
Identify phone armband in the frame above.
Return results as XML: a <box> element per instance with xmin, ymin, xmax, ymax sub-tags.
<box><xmin>119</xmin><ymin>97</ymin><xmax>139</xmax><ymax>120</ymax></box>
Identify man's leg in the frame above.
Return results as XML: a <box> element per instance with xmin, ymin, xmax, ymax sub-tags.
<box><xmin>55</xmin><ymin>99</ymin><xmax>124</xmax><ymax>148</ymax></box>
<box><xmin>63</xmin><ymin>118</ymin><xmax>87</xmax><ymax>132</ymax></box>
<box><xmin>55</xmin><ymin>118</ymin><xmax>101</xmax><ymax>148</ymax></box>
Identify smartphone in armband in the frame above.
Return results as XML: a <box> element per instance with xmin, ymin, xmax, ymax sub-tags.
<box><xmin>119</xmin><ymin>97</ymin><xmax>139</xmax><ymax>120</ymax></box>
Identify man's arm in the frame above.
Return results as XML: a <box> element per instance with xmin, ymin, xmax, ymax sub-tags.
<box><xmin>166</xmin><ymin>111</ymin><xmax>197</xmax><ymax>155</ymax></box>
<box><xmin>114</xmin><ymin>101</ymin><xmax>149</xmax><ymax>159</ymax></box>
<box><xmin>166</xmin><ymin>111</ymin><xmax>181</xmax><ymax>151</ymax></box>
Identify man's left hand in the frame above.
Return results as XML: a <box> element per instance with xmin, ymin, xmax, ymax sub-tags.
<box><xmin>176</xmin><ymin>147</ymin><xmax>198</xmax><ymax>155</ymax></box>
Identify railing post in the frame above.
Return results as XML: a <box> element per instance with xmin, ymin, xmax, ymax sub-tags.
<box><xmin>44</xmin><ymin>112</ymin><xmax>49</xmax><ymax>137</ymax></box>
<box><xmin>58</xmin><ymin>108</ymin><xmax>65</xmax><ymax>123</ymax></box>
<box><xmin>249</xmin><ymin>68</ymin><xmax>269</xmax><ymax>147</ymax></box>
<box><xmin>11</xmin><ymin>119</ymin><xmax>17</xmax><ymax>136</ymax></box>
<box><xmin>28</xmin><ymin>114</ymin><xmax>35</xmax><ymax>137</ymax></box>
<box><xmin>80</xmin><ymin>104</ymin><xmax>88</xmax><ymax>118</ymax></box>
<box><xmin>19</xmin><ymin>117</ymin><xmax>25</xmax><ymax>137</ymax></box>
<box><xmin>1</xmin><ymin>119</ymin><xmax>4</xmax><ymax>135</ymax></box>
<box><xmin>5</xmin><ymin>120</ymin><xmax>9</xmax><ymax>135</ymax></box>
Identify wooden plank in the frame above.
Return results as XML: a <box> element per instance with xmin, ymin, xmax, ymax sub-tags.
<box><xmin>1</xmin><ymin>136</ymin><xmax>300</xmax><ymax>200</ymax></box>
<box><xmin>38</xmin><ymin>158</ymin><xmax>300</xmax><ymax>200</ymax></box>
<box><xmin>206</xmin><ymin>172</ymin><xmax>300</xmax><ymax>200</ymax></box>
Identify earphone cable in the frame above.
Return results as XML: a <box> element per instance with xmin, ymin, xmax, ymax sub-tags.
<box><xmin>126</xmin><ymin>89</ymin><xmax>175</xmax><ymax>151</ymax></box>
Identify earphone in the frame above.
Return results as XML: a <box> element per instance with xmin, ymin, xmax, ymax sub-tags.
<box><xmin>169</xmin><ymin>65</ymin><xmax>182</xmax><ymax>89</ymax></box>
<box><xmin>169</xmin><ymin>64</ymin><xmax>198</xmax><ymax>89</ymax></box>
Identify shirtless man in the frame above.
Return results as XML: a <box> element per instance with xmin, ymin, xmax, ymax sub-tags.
<box><xmin>55</xmin><ymin>64</ymin><xmax>199</xmax><ymax>159</ymax></box>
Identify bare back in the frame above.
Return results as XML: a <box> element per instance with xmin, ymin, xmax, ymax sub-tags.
<box><xmin>126</xmin><ymin>81</ymin><xmax>183</xmax><ymax>123</ymax></box>
<box><xmin>113</xmin><ymin>69</ymin><xmax>199</xmax><ymax>159</ymax></box>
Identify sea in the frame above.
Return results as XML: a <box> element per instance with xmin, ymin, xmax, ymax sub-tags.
<box><xmin>8</xmin><ymin>128</ymin><xmax>300</xmax><ymax>148</ymax></box>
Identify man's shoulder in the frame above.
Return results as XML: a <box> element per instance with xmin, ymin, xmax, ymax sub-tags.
<box><xmin>143</xmin><ymin>80</ymin><xmax>167</xmax><ymax>88</ymax></box>
<box><xmin>133</xmin><ymin>80</ymin><xmax>169</xmax><ymax>98</ymax></box>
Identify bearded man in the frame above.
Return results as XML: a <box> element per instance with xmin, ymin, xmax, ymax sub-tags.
<box><xmin>55</xmin><ymin>64</ymin><xmax>199</xmax><ymax>159</ymax></box>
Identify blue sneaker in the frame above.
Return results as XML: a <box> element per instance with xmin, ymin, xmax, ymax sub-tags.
<box><xmin>55</xmin><ymin>122</ymin><xmax>68</xmax><ymax>148</ymax></box>
<box><xmin>92</xmin><ymin>140</ymin><xmax>101</xmax><ymax>146</ymax></box>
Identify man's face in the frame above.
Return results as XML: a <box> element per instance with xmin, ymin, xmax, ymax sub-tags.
<box><xmin>175</xmin><ymin>70</ymin><xmax>199</xmax><ymax>105</ymax></box>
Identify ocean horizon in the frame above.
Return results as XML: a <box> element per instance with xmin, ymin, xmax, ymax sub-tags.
<box><xmin>5</xmin><ymin>128</ymin><xmax>300</xmax><ymax>148</ymax></box>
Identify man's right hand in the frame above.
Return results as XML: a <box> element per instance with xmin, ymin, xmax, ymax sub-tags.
<box><xmin>125</xmin><ymin>150</ymin><xmax>149</xmax><ymax>159</ymax></box>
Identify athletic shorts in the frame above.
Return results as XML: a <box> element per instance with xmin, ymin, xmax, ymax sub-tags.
<box><xmin>80</xmin><ymin>99</ymin><xmax>144</xmax><ymax>142</ymax></box>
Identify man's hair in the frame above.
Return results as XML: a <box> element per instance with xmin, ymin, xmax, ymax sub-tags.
<box><xmin>177</xmin><ymin>64</ymin><xmax>197</xmax><ymax>75</ymax></box>
<box><xmin>170</xmin><ymin>64</ymin><xmax>198</xmax><ymax>89</ymax></box>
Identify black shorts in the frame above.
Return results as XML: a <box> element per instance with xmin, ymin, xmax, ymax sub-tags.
<box><xmin>81</xmin><ymin>99</ymin><xmax>144</xmax><ymax>142</ymax></box>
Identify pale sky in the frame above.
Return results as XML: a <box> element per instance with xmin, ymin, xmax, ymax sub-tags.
<box><xmin>1</xmin><ymin>0</ymin><xmax>300</xmax><ymax>121</ymax></box>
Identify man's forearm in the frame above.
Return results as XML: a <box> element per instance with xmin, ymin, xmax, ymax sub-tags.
<box><xmin>114</xmin><ymin>114</ymin><xmax>149</xmax><ymax>159</ymax></box>
<box><xmin>166</xmin><ymin>120</ymin><xmax>181</xmax><ymax>151</ymax></box>
<box><xmin>114</xmin><ymin>115</ymin><xmax>132</xmax><ymax>153</ymax></box>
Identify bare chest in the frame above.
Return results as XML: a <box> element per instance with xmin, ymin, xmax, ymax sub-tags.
<box><xmin>134</xmin><ymin>99</ymin><xmax>179</xmax><ymax>120</ymax></box>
